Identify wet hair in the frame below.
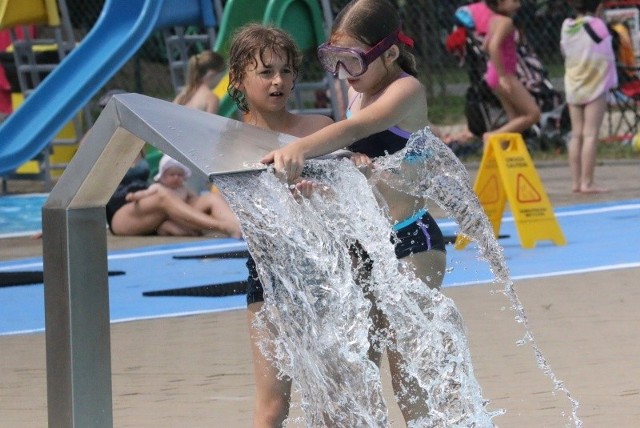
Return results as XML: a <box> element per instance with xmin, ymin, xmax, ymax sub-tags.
<box><xmin>484</xmin><ymin>0</ymin><xmax>510</xmax><ymax>15</ymax></box>
<box><xmin>331</xmin><ymin>0</ymin><xmax>417</xmax><ymax>76</ymax></box>
<box><xmin>567</xmin><ymin>0</ymin><xmax>601</xmax><ymax>14</ymax></box>
<box><xmin>227</xmin><ymin>24</ymin><xmax>302</xmax><ymax>113</ymax></box>
<box><xmin>174</xmin><ymin>50</ymin><xmax>225</xmax><ymax>106</ymax></box>
<box><xmin>484</xmin><ymin>0</ymin><xmax>498</xmax><ymax>10</ymax></box>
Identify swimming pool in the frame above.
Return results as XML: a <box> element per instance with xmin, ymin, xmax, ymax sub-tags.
<box><xmin>0</xmin><ymin>194</ymin><xmax>47</xmax><ymax>238</ymax></box>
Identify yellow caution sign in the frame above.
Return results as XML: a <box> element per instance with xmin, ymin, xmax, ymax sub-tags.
<box><xmin>455</xmin><ymin>133</ymin><xmax>566</xmax><ymax>249</ymax></box>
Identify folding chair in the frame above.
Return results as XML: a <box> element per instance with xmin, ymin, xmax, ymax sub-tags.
<box><xmin>603</xmin><ymin>0</ymin><xmax>640</xmax><ymax>141</ymax></box>
<box><xmin>607</xmin><ymin>67</ymin><xmax>640</xmax><ymax>141</ymax></box>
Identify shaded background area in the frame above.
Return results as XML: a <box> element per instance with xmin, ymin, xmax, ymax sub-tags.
<box><xmin>59</xmin><ymin>0</ymin><xmax>571</xmax><ymax>109</ymax></box>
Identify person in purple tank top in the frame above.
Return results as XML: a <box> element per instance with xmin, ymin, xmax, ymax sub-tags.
<box><xmin>261</xmin><ymin>0</ymin><xmax>477</xmax><ymax>423</ymax></box>
<box><xmin>483</xmin><ymin>0</ymin><xmax>540</xmax><ymax>144</ymax></box>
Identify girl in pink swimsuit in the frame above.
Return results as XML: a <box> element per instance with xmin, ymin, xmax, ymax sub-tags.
<box><xmin>483</xmin><ymin>0</ymin><xmax>540</xmax><ymax>143</ymax></box>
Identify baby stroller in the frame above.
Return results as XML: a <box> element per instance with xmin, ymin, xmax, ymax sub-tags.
<box><xmin>446</xmin><ymin>2</ymin><xmax>570</xmax><ymax>152</ymax></box>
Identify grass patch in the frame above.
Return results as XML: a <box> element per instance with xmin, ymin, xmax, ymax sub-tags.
<box><xmin>428</xmin><ymin>94</ymin><xmax>466</xmax><ymax>125</ymax></box>
<box><xmin>458</xmin><ymin>138</ymin><xmax>640</xmax><ymax>164</ymax></box>
<box><xmin>597</xmin><ymin>140</ymin><xmax>640</xmax><ymax>160</ymax></box>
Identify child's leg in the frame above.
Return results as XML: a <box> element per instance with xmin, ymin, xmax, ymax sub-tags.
<box><xmin>386</xmin><ymin>250</ymin><xmax>447</xmax><ymax>423</ymax></box>
<box><xmin>567</xmin><ymin>103</ymin><xmax>585</xmax><ymax>192</ymax></box>
<box><xmin>111</xmin><ymin>186</ymin><xmax>225</xmax><ymax>236</ymax></box>
<box><xmin>485</xmin><ymin>75</ymin><xmax>541</xmax><ymax>140</ymax></box>
<box><xmin>193</xmin><ymin>192</ymin><xmax>242</xmax><ymax>238</ymax></box>
<box><xmin>156</xmin><ymin>220</ymin><xmax>201</xmax><ymax>236</ymax></box>
<box><xmin>578</xmin><ymin>93</ymin><xmax>608</xmax><ymax>193</ymax></box>
<box><xmin>248</xmin><ymin>302</ymin><xmax>292</xmax><ymax>427</ymax></box>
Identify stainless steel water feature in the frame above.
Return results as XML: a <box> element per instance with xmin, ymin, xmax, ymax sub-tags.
<box><xmin>41</xmin><ymin>93</ymin><xmax>295</xmax><ymax>427</ymax></box>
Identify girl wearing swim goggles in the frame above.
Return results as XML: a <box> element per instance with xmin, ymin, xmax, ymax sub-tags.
<box><xmin>317</xmin><ymin>28</ymin><xmax>414</xmax><ymax>78</ymax></box>
<box><xmin>260</xmin><ymin>0</ymin><xmax>492</xmax><ymax>424</ymax></box>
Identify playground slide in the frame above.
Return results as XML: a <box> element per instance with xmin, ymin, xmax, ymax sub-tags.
<box><xmin>0</xmin><ymin>0</ymin><xmax>215</xmax><ymax>176</ymax></box>
<box><xmin>0</xmin><ymin>0</ymin><xmax>327</xmax><ymax>176</ymax></box>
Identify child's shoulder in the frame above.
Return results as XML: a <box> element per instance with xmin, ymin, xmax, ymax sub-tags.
<box><xmin>561</xmin><ymin>17</ymin><xmax>576</xmax><ymax>27</ymax></box>
<box><xmin>291</xmin><ymin>112</ymin><xmax>333</xmax><ymax>136</ymax></box>
<box><xmin>385</xmin><ymin>73</ymin><xmax>425</xmax><ymax>98</ymax></box>
<box><xmin>585</xmin><ymin>16</ymin><xmax>609</xmax><ymax>34</ymax></box>
<box><xmin>394</xmin><ymin>73</ymin><xmax>423</xmax><ymax>87</ymax></box>
<box><xmin>304</xmin><ymin>113</ymin><xmax>334</xmax><ymax>130</ymax></box>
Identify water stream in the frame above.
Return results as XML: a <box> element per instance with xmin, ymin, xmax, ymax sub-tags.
<box><xmin>373</xmin><ymin>128</ymin><xmax>581</xmax><ymax>427</ymax></box>
<box><xmin>214</xmin><ymin>127</ymin><xmax>581</xmax><ymax>427</ymax></box>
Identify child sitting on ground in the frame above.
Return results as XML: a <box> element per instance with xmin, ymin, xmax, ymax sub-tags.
<box><xmin>150</xmin><ymin>154</ymin><xmax>198</xmax><ymax>204</ymax></box>
<box><xmin>139</xmin><ymin>154</ymin><xmax>242</xmax><ymax>238</ymax></box>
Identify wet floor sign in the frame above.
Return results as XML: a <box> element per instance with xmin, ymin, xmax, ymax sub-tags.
<box><xmin>455</xmin><ymin>133</ymin><xmax>566</xmax><ymax>249</ymax></box>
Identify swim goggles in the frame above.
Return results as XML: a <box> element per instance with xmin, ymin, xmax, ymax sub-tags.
<box><xmin>317</xmin><ymin>29</ymin><xmax>414</xmax><ymax>78</ymax></box>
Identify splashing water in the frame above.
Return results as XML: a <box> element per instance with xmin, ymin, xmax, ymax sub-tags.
<box><xmin>373</xmin><ymin>127</ymin><xmax>582</xmax><ymax>427</ymax></box>
<box><xmin>216</xmin><ymin>165</ymin><xmax>498</xmax><ymax>426</ymax></box>
<box><xmin>214</xmin><ymin>127</ymin><xmax>580</xmax><ymax>427</ymax></box>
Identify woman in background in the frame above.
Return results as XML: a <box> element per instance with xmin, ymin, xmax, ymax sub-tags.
<box><xmin>174</xmin><ymin>50</ymin><xmax>225</xmax><ymax>114</ymax></box>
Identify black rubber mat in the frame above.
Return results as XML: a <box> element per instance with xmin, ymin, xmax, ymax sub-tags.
<box><xmin>443</xmin><ymin>235</ymin><xmax>456</xmax><ymax>245</ymax></box>
<box><xmin>172</xmin><ymin>249</ymin><xmax>250</xmax><ymax>260</ymax></box>
<box><xmin>0</xmin><ymin>271</ymin><xmax>126</xmax><ymax>288</ymax></box>
<box><xmin>142</xmin><ymin>280</ymin><xmax>248</xmax><ymax>298</ymax></box>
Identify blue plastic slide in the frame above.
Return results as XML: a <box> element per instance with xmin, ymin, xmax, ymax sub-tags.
<box><xmin>0</xmin><ymin>0</ymin><xmax>215</xmax><ymax>175</ymax></box>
